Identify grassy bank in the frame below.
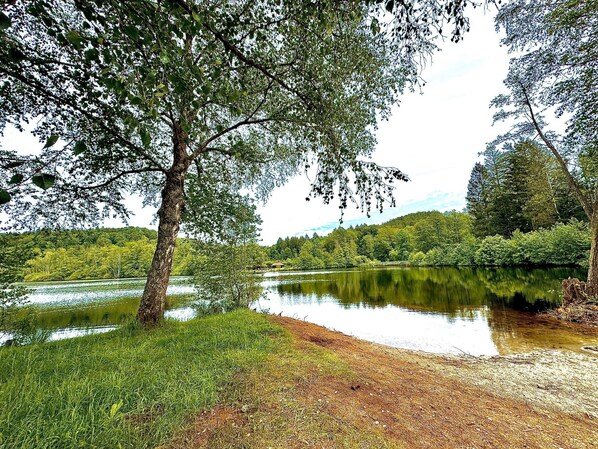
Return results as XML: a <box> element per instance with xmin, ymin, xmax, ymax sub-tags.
<box><xmin>1</xmin><ymin>311</ymin><xmax>597</xmax><ymax>448</ymax></box>
<box><xmin>0</xmin><ymin>310</ymin><xmax>282</xmax><ymax>449</ymax></box>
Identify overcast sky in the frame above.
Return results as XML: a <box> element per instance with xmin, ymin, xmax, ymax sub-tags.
<box><xmin>1</xmin><ymin>7</ymin><xmax>512</xmax><ymax>245</ymax></box>
<box><xmin>256</xmin><ymin>7</ymin><xmax>511</xmax><ymax>244</ymax></box>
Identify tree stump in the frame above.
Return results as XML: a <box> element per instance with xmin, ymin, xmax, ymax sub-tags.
<box><xmin>562</xmin><ymin>278</ymin><xmax>589</xmax><ymax>306</ymax></box>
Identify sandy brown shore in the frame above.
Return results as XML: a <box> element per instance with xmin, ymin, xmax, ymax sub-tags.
<box><xmin>170</xmin><ymin>315</ymin><xmax>598</xmax><ymax>449</ymax></box>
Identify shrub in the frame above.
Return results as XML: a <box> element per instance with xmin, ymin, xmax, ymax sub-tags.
<box><xmin>408</xmin><ymin>251</ymin><xmax>427</xmax><ymax>266</ymax></box>
<box><xmin>475</xmin><ymin>235</ymin><xmax>515</xmax><ymax>266</ymax></box>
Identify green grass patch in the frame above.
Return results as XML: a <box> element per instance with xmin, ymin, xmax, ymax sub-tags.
<box><xmin>0</xmin><ymin>310</ymin><xmax>283</xmax><ymax>449</ymax></box>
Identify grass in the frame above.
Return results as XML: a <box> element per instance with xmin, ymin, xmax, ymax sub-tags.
<box><xmin>1</xmin><ymin>310</ymin><xmax>400</xmax><ymax>449</ymax></box>
<box><xmin>0</xmin><ymin>310</ymin><xmax>283</xmax><ymax>449</ymax></box>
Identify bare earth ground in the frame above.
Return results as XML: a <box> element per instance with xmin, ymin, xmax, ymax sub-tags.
<box><xmin>169</xmin><ymin>316</ymin><xmax>598</xmax><ymax>449</ymax></box>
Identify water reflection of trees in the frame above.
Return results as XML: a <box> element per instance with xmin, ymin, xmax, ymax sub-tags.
<box><xmin>273</xmin><ymin>267</ymin><xmax>586</xmax><ymax>316</ymax></box>
<box><xmin>21</xmin><ymin>295</ymin><xmax>192</xmax><ymax>329</ymax></box>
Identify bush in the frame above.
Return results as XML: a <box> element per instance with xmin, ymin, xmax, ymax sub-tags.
<box><xmin>474</xmin><ymin>235</ymin><xmax>515</xmax><ymax>266</ymax></box>
<box><xmin>544</xmin><ymin>220</ymin><xmax>590</xmax><ymax>265</ymax></box>
<box><xmin>408</xmin><ymin>251</ymin><xmax>427</xmax><ymax>266</ymax></box>
<box><xmin>193</xmin><ymin>243</ymin><xmax>263</xmax><ymax>315</ymax></box>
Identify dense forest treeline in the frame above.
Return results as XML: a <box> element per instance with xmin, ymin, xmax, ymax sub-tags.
<box><xmin>466</xmin><ymin>141</ymin><xmax>587</xmax><ymax>237</ymax></box>
<box><xmin>268</xmin><ymin>213</ymin><xmax>589</xmax><ymax>270</ymax></box>
<box><xmin>1</xmin><ymin>141</ymin><xmax>593</xmax><ymax>281</ymax></box>
<box><xmin>0</xmin><ymin>228</ymin><xmax>194</xmax><ymax>282</ymax></box>
<box><xmin>0</xmin><ymin>208</ymin><xmax>591</xmax><ymax>282</ymax></box>
<box><xmin>0</xmin><ymin>139</ymin><xmax>592</xmax><ymax>282</ymax></box>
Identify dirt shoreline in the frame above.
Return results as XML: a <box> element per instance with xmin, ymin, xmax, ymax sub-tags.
<box><xmin>172</xmin><ymin>315</ymin><xmax>598</xmax><ymax>448</ymax></box>
<box><xmin>546</xmin><ymin>303</ymin><xmax>598</xmax><ymax>328</ymax></box>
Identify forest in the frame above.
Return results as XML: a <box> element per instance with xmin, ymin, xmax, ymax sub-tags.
<box><xmin>269</xmin><ymin>138</ymin><xmax>595</xmax><ymax>270</ymax></box>
<box><xmin>0</xmin><ymin>139</ymin><xmax>590</xmax><ymax>282</ymax></box>
<box><xmin>1</xmin><ymin>139</ymin><xmax>593</xmax><ymax>282</ymax></box>
<box><xmin>1</xmin><ymin>206</ymin><xmax>591</xmax><ymax>284</ymax></box>
<box><xmin>3</xmin><ymin>136</ymin><xmax>591</xmax><ymax>282</ymax></box>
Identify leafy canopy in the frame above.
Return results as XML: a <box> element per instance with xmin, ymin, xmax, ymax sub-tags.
<box><xmin>490</xmin><ymin>0</ymin><xmax>597</xmax><ymax>218</ymax></box>
<box><xmin>0</xmin><ymin>0</ymin><xmax>475</xmax><ymax>231</ymax></box>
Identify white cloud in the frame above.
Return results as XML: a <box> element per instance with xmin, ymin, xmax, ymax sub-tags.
<box><xmin>257</xmin><ymin>8</ymin><xmax>511</xmax><ymax>244</ymax></box>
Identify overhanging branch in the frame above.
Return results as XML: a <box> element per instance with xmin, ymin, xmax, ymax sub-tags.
<box><xmin>520</xmin><ymin>84</ymin><xmax>594</xmax><ymax>219</ymax></box>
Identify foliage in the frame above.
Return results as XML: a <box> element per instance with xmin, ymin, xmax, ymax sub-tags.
<box><xmin>492</xmin><ymin>0</ymin><xmax>598</xmax><ymax>163</ymax></box>
<box><xmin>0</xmin><ymin>227</ymin><xmax>158</xmax><ymax>279</ymax></box>
<box><xmin>0</xmin><ymin>265</ymin><xmax>29</xmax><ymax>332</ymax></box>
<box><xmin>193</xmin><ymin>242</ymin><xmax>264</xmax><ymax>315</ymax></box>
<box><xmin>408</xmin><ymin>220</ymin><xmax>590</xmax><ymax>268</ymax></box>
<box><xmin>466</xmin><ymin>141</ymin><xmax>585</xmax><ymax>238</ymax></box>
<box><xmin>0</xmin><ymin>310</ymin><xmax>282</xmax><ymax>449</ymax></box>
<box><xmin>0</xmin><ymin>0</ymin><xmax>476</xmax><ymax>216</ymax></box>
<box><xmin>271</xmin><ymin>212</ymin><xmax>590</xmax><ymax>270</ymax></box>
<box><xmin>3</xmin><ymin>210</ymin><xmax>592</xmax><ymax>284</ymax></box>
<box><xmin>0</xmin><ymin>1</ymin><xmax>433</xmax><ymax>230</ymax></box>
<box><xmin>271</xmin><ymin>211</ymin><xmax>477</xmax><ymax>269</ymax></box>
<box><xmin>191</xmin><ymin>195</ymin><xmax>264</xmax><ymax>314</ymax></box>
<box><xmin>19</xmin><ymin>233</ymin><xmax>194</xmax><ymax>282</ymax></box>
<box><xmin>1</xmin><ymin>0</ymin><xmax>476</xmax><ymax>321</ymax></box>
<box><xmin>490</xmin><ymin>0</ymin><xmax>598</xmax><ymax>288</ymax></box>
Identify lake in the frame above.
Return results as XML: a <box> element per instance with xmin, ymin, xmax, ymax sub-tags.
<box><xmin>4</xmin><ymin>267</ymin><xmax>598</xmax><ymax>356</ymax></box>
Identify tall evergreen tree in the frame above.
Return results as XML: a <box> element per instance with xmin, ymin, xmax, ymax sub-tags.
<box><xmin>492</xmin><ymin>0</ymin><xmax>598</xmax><ymax>294</ymax></box>
<box><xmin>466</xmin><ymin>162</ymin><xmax>493</xmax><ymax>237</ymax></box>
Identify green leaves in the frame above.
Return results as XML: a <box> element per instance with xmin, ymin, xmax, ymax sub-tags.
<box><xmin>74</xmin><ymin>141</ymin><xmax>87</xmax><ymax>155</ymax></box>
<box><xmin>66</xmin><ymin>30</ymin><xmax>84</xmax><ymax>49</ymax></box>
<box><xmin>84</xmin><ymin>48</ymin><xmax>99</xmax><ymax>62</ymax></box>
<box><xmin>130</xmin><ymin>95</ymin><xmax>144</xmax><ymax>106</ymax></box>
<box><xmin>3</xmin><ymin>161</ymin><xmax>24</xmax><ymax>169</ymax></box>
<box><xmin>43</xmin><ymin>135</ymin><xmax>59</xmax><ymax>149</ymax></box>
<box><xmin>139</xmin><ymin>128</ymin><xmax>151</xmax><ymax>147</ymax></box>
<box><xmin>159</xmin><ymin>52</ymin><xmax>170</xmax><ymax>64</ymax></box>
<box><xmin>123</xmin><ymin>25</ymin><xmax>139</xmax><ymax>41</ymax></box>
<box><xmin>32</xmin><ymin>174</ymin><xmax>56</xmax><ymax>190</ymax></box>
<box><xmin>0</xmin><ymin>189</ymin><xmax>10</xmax><ymax>205</ymax></box>
<box><xmin>9</xmin><ymin>174</ymin><xmax>23</xmax><ymax>184</ymax></box>
<box><xmin>0</xmin><ymin>12</ymin><xmax>11</xmax><ymax>31</ymax></box>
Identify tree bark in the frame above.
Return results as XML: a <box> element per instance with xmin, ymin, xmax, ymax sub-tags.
<box><xmin>587</xmin><ymin>212</ymin><xmax>598</xmax><ymax>295</ymax></box>
<box><xmin>137</xmin><ymin>123</ymin><xmax>189</xmax><ymax>326</ymax></box>
<box><xmin>136</xmin><ymin>169</ymin><xmax>186</xmax><ymax>326</ymax></box>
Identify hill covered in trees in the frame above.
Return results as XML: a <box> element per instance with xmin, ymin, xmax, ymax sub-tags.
<box><xmin>269</xmin><ymin>211</ymin><xmax>590</xmax><ymax>270</ymax></box>
<box><xmin>0</xmin><ymin>208</ymin><xmax>591</xmax><ymax>282</ymax></box>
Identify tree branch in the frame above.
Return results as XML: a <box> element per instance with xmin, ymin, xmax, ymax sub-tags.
<box><xmin>189</xmin><ymin>116</ymin><xmax>278</xmax><ymax>161</ymax></box>
<box><xmin>0</xmin><ymin>66</ymin><xmax>167</xmax><ymax>172</ymax></box>
<box><xmin>204</xmin><ymin>147</ymin><xmax>273</xmax><ymax>164</ymax></box>
<box><xmin>520</xmin><ymin>85</ymin><xmax>594</xmax><ymax>219</ymax></box>
<box><xmin>65</xmin><ymin>167</ymin><xmax>163</xmax><ymax>191</ymax></box>
<box><xmin>169</xmin><ymin>0</ymin><xmax>313</xmax><ymax>108</ymax></box>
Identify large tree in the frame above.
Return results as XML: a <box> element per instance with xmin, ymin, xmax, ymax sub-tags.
<box><xmin>0</xmin><ymin>0</ymin><xmax>475</xmax><ymax>325</ymax></box>
<box><xmin>491</xmin><ymin>0</ymin><xmax>598</xmax><ymax>294</ymax></box>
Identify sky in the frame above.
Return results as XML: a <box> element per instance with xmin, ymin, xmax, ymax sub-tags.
<box><xmin>255</xmin><ymin>7</ymin><xmax>511</xmax><ymax>244</ymax></box>
<box><xmin>1</xmin><ymin>6</ymin><xmax>512</xmax><ymax>245</ymax></box>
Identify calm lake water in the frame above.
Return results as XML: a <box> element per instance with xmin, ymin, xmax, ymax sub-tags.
<box><xmin>5</xmin><ymin>267</ymin><xmax>598</xmax><ymax>356</ymax></box>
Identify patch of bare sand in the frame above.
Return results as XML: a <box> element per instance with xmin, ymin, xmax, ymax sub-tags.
<box><xmin>170</xmin><ymin>316</ymin><xmax>597</xmax><ymax>449</ymax></box>
<box><xmin>272</xmin><ymin>316</ymin><xmax>597</xmax><ymax>449</ymax></box>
